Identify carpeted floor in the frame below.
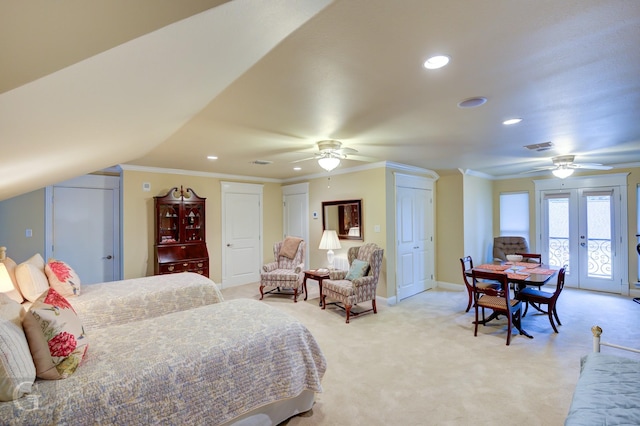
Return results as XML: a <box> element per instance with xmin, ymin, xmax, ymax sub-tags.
<box><xmin>221</xmin><ymin>281</ymin><xmax>640</xmax><ymax>426</ymax></box>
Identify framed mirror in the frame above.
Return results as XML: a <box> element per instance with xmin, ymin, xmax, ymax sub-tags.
<box><xmin>322</xmin><ymin>199</ymin><xmax>363</xmax><ymax>240</ymax></box>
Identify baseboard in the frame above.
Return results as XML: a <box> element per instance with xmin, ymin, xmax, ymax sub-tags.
<box><xmin>435</xmin><ymin>281</ymin><xmax>465</xmax><ymax>291</ymax></box>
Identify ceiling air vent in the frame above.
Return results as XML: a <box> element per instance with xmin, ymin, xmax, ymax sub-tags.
<box><xmin>250</xmin><ymin>160</ymin><xmax>273</xmax><ymax>165</ymax></box>
<box><xmin>523</xmin><ymin>141</ymin><xmax>553</xmax><ymax>152</ymax></box>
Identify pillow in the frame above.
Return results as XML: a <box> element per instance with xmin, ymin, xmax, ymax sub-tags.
<box><xmin>15</xmin><ymin>254</ymin><xmax>49</xmax><ymax>302</ymax></box>
<box><xmin>0</xmin><ymin>257</ymin><xmax>24</xmax><ymax>303</ymax></box>
<box><xmin>45</xmin><ymin>259</ymin><xmax>81</xmax><ymax>298</ymax></box>
<box><xmin>22</xmin><ymin>288</ymin><xmax>88</xmax><ymax>380</ymax></box>
<box><xmin>0</xmin><ymin>294</ymin><xmax>35</xmax><ymax>401</ymax></box>
<box><xmin>344</xmin><ymin>259</ymin><xmax>370</xmax><ymax>281</ymax></box>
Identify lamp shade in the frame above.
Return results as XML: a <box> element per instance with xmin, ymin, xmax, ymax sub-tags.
<box><xmin>318</xmin><ymin>157</ymin><xmax>340</xmax><ymax>172</ymax></box>
<box><xmin>319</xmin><ymin>230</ymin><xmax>341</xmax><ymax>269</ymax></box>
<box><xmin>0</xmin><ymin>263</ymin><xmax>13</xmax><ymax>294</ymax></box>
<box><xmin>319</xmin><ymin>230</ymin><xmax>341</xmax><ymax>250</ymax></box>
<box><xmin>552</xmin><ymin>166</ymin><xmax>574</xmax><ymax>179</ymax></box>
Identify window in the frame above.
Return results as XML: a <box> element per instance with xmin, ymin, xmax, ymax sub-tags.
<box><xmin>500</xmin><ymin>192</ymin><xmax>529</xmax><ymax>243</ymax></box>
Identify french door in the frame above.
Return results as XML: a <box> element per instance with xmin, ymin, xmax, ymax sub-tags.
<box><xmin>540</xmin><ymin>187</ymin><xmax>622</xmax><ymax>292</ymax></box>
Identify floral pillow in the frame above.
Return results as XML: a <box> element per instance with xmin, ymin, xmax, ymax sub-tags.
<box><xmin>345</xmin><ymin>259</ymin><xmax>370</xmax><ymax>281</ymax></box>
<box><xmin>22</xmin><ymin>288</ymin><xmax>88</xmax><ymax>380</ymax></box>
<box><xmin>45</xmin><ymin>259</ymin><xmax>81</xmax><ymax>298</ymax></box>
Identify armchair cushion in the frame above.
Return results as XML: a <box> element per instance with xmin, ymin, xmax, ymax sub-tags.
<box><xmin>344</xmin><ymin>259</ymin><xmax>370</xmax><ymax>281</ymax></box>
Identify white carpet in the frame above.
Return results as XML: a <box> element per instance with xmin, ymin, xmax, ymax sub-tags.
<box><xmin>221</xmin><ymin>281</ymin><xmax>640</xmax><ymax>425</ymax></box>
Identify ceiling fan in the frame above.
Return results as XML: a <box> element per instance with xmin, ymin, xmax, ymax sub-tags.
<box><xmin>293</xmin><ymin>140</ymin><xmax>360</xmax><ymax>171</ymax></box>
<box><xmin>529</xmin><ymin>155</ymin><xmax>612</xmax><ymax>178</ymax></box>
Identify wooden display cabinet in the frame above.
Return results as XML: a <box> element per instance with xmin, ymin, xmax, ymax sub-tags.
<box><xmin>154</xmin><ymin>186</ymin><xmax>209</xmax><ymax>277</ymax></box>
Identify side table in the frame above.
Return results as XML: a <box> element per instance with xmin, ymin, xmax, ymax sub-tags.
<box><xmin>303</xmin><ymin>269</ymin><xmax>330</xmax><ymax>306</ymax></box>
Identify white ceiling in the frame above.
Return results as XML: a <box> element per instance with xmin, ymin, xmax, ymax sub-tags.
<box><xmin>1</xmin><ymin>0</ymin><xmax>639</xmax><ymax>200</ymax></box>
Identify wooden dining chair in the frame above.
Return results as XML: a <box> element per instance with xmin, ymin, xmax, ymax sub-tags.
<box><xmin>459</xmin><ymin>256</ymin><xmax>501</xmax><ymax>312</ymax></box>
<box><xmin>516</xmin><ymin>252</ymin><xmax>542</xmax><ymax>264</ymax></box>
<box><xmin>471</xmin><ymin>269</ymin><xmax>523</xmax><ymax>346</ymax></box>
<box><xmin>517</xmin><ymin>266</ymin><xmax>566</xmax><ymax>333</ymax></box>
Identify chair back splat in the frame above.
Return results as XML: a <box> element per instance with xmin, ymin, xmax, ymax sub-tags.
<box><xmin>517</xmin><ymin>266</ymin><xmax>566</xmax><ymax>333</ymax></box>
<box><xmin>460</xmin><ymin>256</ymin><xmax>501</xmax><ymax>313</ymax></box>
<box><xmin>471</xmin><ymin>270</ymin><xmax>522</xmax><ymax>345</ymax></box>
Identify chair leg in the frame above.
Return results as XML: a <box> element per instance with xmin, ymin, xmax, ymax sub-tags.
<box><xmin>321</xmin><ymin>294</ymin><xmax>326</xmax><ymax>309</ymax></box>
<box><xmin>552</xmin><ymin>306</ymin><xmax>562</xmax><ymax>326</ymax></box>
<box><xmin>372</xmin><ymin>299</ymin><xmax>377</xmax><ymax>314</ymax></box>
<box><xmin>259</xmin><ymin>285</ymin><xmax>264</xmax><ymax>300</ymax></box>
<box><xmin>465</xmin><ymin>288</ymin><xmax>473</xmax><ymax>312</ymax></box>
<box><xmin>474</xmin><ymin>305</ymin><xmax>479</xmax><ymax>337</ymax></box>
<box><xmin>345</xmin><ymin>304</ymin><xmax>351</xmax><ymax>324</ymax></box>
<box><xmin>522</xmin><ymin>301</ymin><xmax>529</xmax><ymax>317</ymax></box>
<box><xmin>293</xmin><ymin>288</ymin><xmax>298</xmax><ymax>303</ymax></box>
<box><xmin>505</xmin><ymin>312</ymin><xmax>512</xmax><ymax>346</ymax></box>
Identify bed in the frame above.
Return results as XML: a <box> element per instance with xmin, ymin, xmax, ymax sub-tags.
<box><xmin>564</xmin><ymin>325</ymin><xmax>640</xmax><ymax>425</ymax></box>
<box><xmin>0</xmin><ymin>298</ymin><xmax>327</xmax><ymax>425</ymax></box>
<box><xmin>68</xmin><ymin>272</ymin><xmax>224</xmax><ymax>331</ymax></box>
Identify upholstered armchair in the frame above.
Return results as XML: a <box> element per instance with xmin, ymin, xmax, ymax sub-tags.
<box><xmin>492</xmin><ymin>236</ymin><xmax>529</xmax><ymax>261</ymax></box>
<box><xmin>321</xmin><ymin>243</ymin><xmax>384</xmax><ymax>323</ymax></box>
<box><xmin>260</xmin><ymin>238</ymin><xmax>306</xmax><ymax>302</ymax></box>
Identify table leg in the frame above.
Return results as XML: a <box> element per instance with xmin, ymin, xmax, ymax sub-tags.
<box><xmin>317</xmin><ymin>278</ymin><xmax>323</xmax><ymax>307</ymax></box>
<box><xmin>303</xmin><ymin>275</ymin><xmax>308</xmax><ymax>301</ymax></box>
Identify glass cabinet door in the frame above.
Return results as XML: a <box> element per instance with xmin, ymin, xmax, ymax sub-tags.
<box><xmin>158</xmin><ymin>203</ymin><xmax>180</xmax><ymax>244</ymax></box>
<box><xmin>183</xmin><ymin>203</ymin><xmax>204</xmax><ymax>242</ymax></box>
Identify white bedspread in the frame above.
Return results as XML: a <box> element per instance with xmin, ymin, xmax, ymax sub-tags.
<box><xmin>565</xmin><ymin>352</ymin><xmax>640</xmax><ymax>425</ymax></box>
<box><xmin>1</xmin><ymin>299</ymin><xmax>326</xmax><ymax>425</ymax></box>
<box><xmin>69</xmin><ymin>272</ymin><xmax>224</xmax><ymax>330</ymax></box>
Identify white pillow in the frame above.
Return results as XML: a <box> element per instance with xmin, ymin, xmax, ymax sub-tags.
<box><xmin>15</xmin><ymin>254</ymin><xmax>49</xmax><ymax>302</ymax></box>
<box><xmin>0</xmin><ymin>294</ymin><xmax>36</xmax><ymax>401</ymax></box>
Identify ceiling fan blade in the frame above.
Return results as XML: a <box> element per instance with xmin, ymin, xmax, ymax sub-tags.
<box><xmin>337</xmin><ymin>147</ymin><xmax>358</xmax><ymax>155</ymax></box>
<box><xmin>290</xmin><ymin>156</ymin><xmax>317</xmax><ymax>164</ymax></box>
<box><xmin>571</xmin><ymin>163</ymin><xmax>612</xmax><ymax>170</ymax></box>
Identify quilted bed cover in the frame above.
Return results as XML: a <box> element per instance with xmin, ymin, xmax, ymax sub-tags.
<box><xmin>69</xmin><ymin>272</ymin><xmax>224</xmax><ymax>330</ymax></box>
<box><xmin>565</xmin><ymin>352</ymin><xmax>640</xmax><ymax>425</ymax></box>
<box><xmin>1</xmin><ymin>299</ymin><xmax>326</xmax><ymax>425</ymax></box>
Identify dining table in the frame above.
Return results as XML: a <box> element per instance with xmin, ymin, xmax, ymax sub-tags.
<box><xmin>465</xmin><ymin>261</ymin><xmax>558</xmax><ymax>338</ymax></box>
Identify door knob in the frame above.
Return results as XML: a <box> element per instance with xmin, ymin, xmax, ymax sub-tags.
<box><xmin>580</xmin><ymin>242</ymin><xmax>586</xmax><ymax>247</ymax></box>
<box><xmin>102</xmin><ymin>255</ymin><xmax>113</xmax><ymax>259</ymax></box>
<box><xmin>227</xmin><ymin>243</ymin><xmax>232</xmax><ymax>247</ymax></box>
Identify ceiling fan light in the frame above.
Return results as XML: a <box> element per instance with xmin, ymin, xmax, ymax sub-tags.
<box><xmin>318</xmin><ymin>156</ymin><xmax>340</xmax><ymax>172</ymax></box>
<box><xmin>552</xmin><ymin>167</ymin><xmax>574</xmax><ymax>179</ymax></box>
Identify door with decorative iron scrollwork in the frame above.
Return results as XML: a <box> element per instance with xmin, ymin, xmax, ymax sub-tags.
<box><xmin>541</xmin><ymin>187</ymin><xmax>621</xmax><ymax>293</ymax></box>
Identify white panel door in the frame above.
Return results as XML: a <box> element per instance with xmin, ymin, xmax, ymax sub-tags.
<box><xmin>396</xmin><ymin>186</ymin><xmax>433</xmax><ymax>300</ymax></box>
<box><xmin>222</xmin><ymin>182</ymin><xmax>262</xmax><ymax>288</ymax></box>
<box><xmin>282</xmin><ymin>183</ymin><xmax>309</xmax><ymax>268</ymax></box>
<box><xmin>47</xmin><ymin>175</ymin><xmax>120</xmax><ymax>284</ymax></box>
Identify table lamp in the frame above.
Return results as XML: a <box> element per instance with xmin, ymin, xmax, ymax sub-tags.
<box><xmin>0</xmin><ymin>263</ymin><xmax>13</xmax><ymax>294</ymax></box>
<box><xmin>319</xmin><ymin>230</ymin><xmax>341</xmax><ymax>269</ymax></box>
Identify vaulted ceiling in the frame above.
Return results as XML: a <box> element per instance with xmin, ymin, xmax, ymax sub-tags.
<box><xmin>2</xmin><ymin>0</ymin><xmax>639</xmax><ymax>200</ymax></box>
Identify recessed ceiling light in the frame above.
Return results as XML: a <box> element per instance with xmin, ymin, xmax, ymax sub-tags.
<box><xmin>457</xmin><ymin>97</ymin><xmax>487</xmax><ymax>108</ymax></box>
<box><xmin>293</xmin><ymin>167</ymin><xmax>301</xmax><ymax>171</ymax></box>
<box><xmin>207</xmin><ymin>156</ymin><xmax>218</xmax><ymax>160</ymax></box>
<box><xmin>503</xmin><ymin>118</ymin><xmax>523</xmax><ymax>125</ymax></box>
<box><xmin>423</xmin><ymin>55</ymin><xmax>450</xmax><ymax>70</ymax></box>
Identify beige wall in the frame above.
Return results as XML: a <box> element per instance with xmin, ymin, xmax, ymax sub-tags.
<box><xmin>122</xmin><ymin>170</ymin><xmax>283</xmax><ymax>282</ymax></box>
<box><xmin>492</xmin><ymin>167</ymin><xmax>640</xmax><ymax>291</ymax></box>
<box><xmin>463</xmin><ymin>174</ymin><xmax>493</xmax><ymax>264</ymax></box>
<box><xmin>305</xmin><ymin>168</ymin><xmax>389</xmax><ymax>296</ymax></box>
<box><xmin>0</xmin><ymin>188</ymin><xmax>46</xmax><ymax>263</ymax></box>
<box><xmin>435</xmin><ymin>173</ymin><xmax>464</xmax><ymax>285</ymax></box>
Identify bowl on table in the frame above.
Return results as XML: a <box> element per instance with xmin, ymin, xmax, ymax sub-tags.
<box><xmin>506</xmin><ymin>254</ymin><xmax>523</xmax><ymax>263</ymax></box>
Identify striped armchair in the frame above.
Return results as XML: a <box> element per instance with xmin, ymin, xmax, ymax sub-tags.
<box><xmin>321</xmin><ymin>243</ymin><xmax>384</xmax><ymax>323</ymax></box>
<box><xmin>260</xmin><ymin>239</ymin><xmax>306</xmax><ymax>302</ymax></box>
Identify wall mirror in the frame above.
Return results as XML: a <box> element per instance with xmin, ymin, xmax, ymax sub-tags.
<box><xmin>322</xmin><ymin>199</ymin><xmax>363</xmax><ymax>240</ymax></box>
